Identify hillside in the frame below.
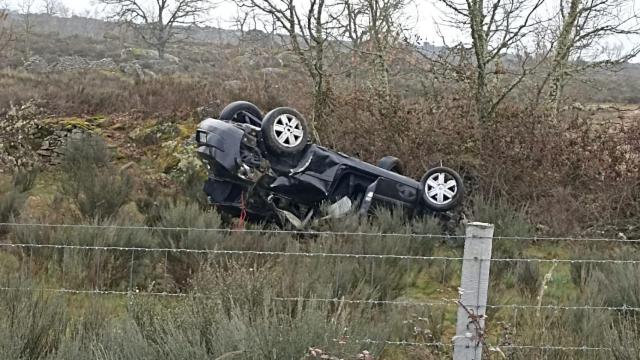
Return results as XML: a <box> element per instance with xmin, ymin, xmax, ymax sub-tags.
<box><xmin>0</xmin><ymin>10</ymin><xmax>639</xmax><ymax>360</ymax></box>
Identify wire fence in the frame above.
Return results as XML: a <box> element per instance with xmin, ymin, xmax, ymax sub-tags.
<box><xmin>3</xmin><ymin>221</ymin><xmax>640</xmax><ymax>243</ymax></box>
<box><xmin>0</xmin><ymin>221</ymin><xmax>637</xmax><ymax>356</ymax></box>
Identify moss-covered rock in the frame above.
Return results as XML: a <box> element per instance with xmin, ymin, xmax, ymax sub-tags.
<box><xmin>45</xmin><ymin>117</ymin><xmax>97</xmax><ymax>131</ymax></box>
<box><xmin>129</xmin><ymin>122</ymin><xmax>180</xmax><ymax>146</ymax></box>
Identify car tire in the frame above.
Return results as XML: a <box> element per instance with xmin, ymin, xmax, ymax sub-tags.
<box><xmin>219</xmin><ymin>101</ymin><xmax>263</xmax><ymax>126</ymax></box>
<box><xmin>420</xmin><ymin>166</ymin><xmax>464</xmax><ymax>212</ymax></box>
<box><xmin>378</xmin><ymin>156</ymin><xmax>404</xmax><ymax>174</ymax></box>
<box><xmin>261</xmin><ymin>107</ymin><xmax>310</xmax><ymax>155</ymax></box>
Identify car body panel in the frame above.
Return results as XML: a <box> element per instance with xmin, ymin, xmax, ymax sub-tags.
<box><xmin>195</xmin><ymin>118</ymin><xmax>445</xmax><ymax>223</ymax></box>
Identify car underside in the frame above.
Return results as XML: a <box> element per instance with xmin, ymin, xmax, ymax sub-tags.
<box><xmin>196</xmin><ymin>101</ymin><xmax>464</xmax><ymax>228</ymax></box>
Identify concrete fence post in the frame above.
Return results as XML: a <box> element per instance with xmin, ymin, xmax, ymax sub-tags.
<box><xmin>453</xmin><ymin>222</ymin><xmax>495</xmax><ymax>360</ymax></box>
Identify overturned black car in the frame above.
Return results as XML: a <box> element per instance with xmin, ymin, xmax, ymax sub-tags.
<box><xmin>196</xmin><ymin>101</ymin><xmax>464</xmax><ymax>227</ymax></box>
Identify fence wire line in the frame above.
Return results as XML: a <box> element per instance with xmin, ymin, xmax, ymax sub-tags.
<box><xmin>0</xmin><ymin>222</ymin><xmax>463</xmax><ymax>239</ymax></box>
<box><xmin>1</xmin><ymin>242</ymin><xmax>639</xmax><ymax>264</ymax></box>
<box><xmin>3</xmin><ymin>222</ymin><xmax>640</xmax><ymax>244</ymax></box>
<box><xmin>2</xmin><ymin>286</ymin><xmax>637</xmax><ymax>314</ymax></box>
<box><xmin>273</xmin><ymin>297</ymin><xmax>457</xmax><ymax>307</ymax></box>
<box><xmin>0</xmin><ymin>242</ymin><xmax>463</xmax><ymax>261</ymax></box>
<box><xmin>500</xmin><ymin>345</ymin><xmax>612</xmax><ymax>351</ymax></box>
<box><xmin>274</xmin><ymin>297</ymin><xmax>640</xmax><ymax>312</ymax></box>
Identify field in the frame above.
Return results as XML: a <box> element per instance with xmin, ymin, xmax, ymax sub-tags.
<box><xmin>1</xmin><ymin>10</ymin><xmax>640</xmax><ymax>360</ymax></box>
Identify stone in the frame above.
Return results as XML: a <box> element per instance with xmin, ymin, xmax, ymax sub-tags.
<box><xmin>120</xmin><ymin>161</ymin><xmax>137</xmax><ymax>172</ymax></box>
<box><xmin>120</xmin><ymin>62</ymin><xmax>146</xmax><ymax>80</ymax></box>
<box><xmin>50</xmin><ymin>56</ymin><xmax>90</xmax><ymax>71</ymax></box>
<box><xmin>23</xmin><ymin>56</ymin><xmax>50</xmax><ymax>73</ymax></box>
<box><xmin>260</xmin><ymin>67</ymin><xmax>285</xmax><ymax>75</ymax></box>
<box><xmin>121</xmin><ymin>48</ymin><xmax>180</xmax><ymax>63</ymax></box>
<box><xmin>121</xmin><ymin>47</ymin><xmax>160</xmax><ymax>61</ymax></box>
<box><xmin>89</xmin><ymin>58</ymin><xmax>118</xmax><ymax>71</ymax></box>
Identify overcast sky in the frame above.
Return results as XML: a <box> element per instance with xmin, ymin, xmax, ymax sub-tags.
<box><xmin>28</xmin><ymin>0</ymin><xmax>459</xmax><ymax>45</ymax></box>
<box><xmin>7</xmin><ymin>0</ymin><xmax>640</xmax><ymax>54</ymax></box>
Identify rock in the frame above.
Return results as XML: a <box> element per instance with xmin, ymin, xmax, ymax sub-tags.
<box><xmin>195</xmin><ymin>102</ymin><xmax>221</xmax><ymax>120</ymax></box>
<box><xmin>23</xmin><ymin>56</ymin><xmax>50</xmax><ymax>73</ymax></box>
<box><xmin>121</xmin><ymin>48</ymin><xmax>180</xmax><ymax>63</ymax></box>
<box><xmin>128</xmin><ymin>122</ymin><xmax>179</xmax><ymax>146</ymax></box>
<box><xmin>50</xmin><ymin>56</ymin><xmax>90</xmax><ymax>71</ymax></box>
<box><xmin>571</xmin><ymin>102</ymin><xmax>585</xmax><ymax>111</ymax></box>
<box><xmin>121</xmin><ymin>47</ymin><xmax>160</xmax><ymax>61</ymax></box>
<box><xmin>24</xmin><ymin>55</ymin><xmax>118</xmax><ymax>73</ymax></box>
<box><xmin>142</xmin><ymin>69</ymin><xmax>158</xmax><ymax>79</ymax></box>
<box><xmin>536</xmin><ymin>224</ymin><xmax>551</xmax><ymax>234</ymax></box>
<box><xmin>120</xmin><ymin>62</ymin><xmax>145</xmax><ymax>80</ymax></box>
<box><xmin>232</xmin><ymin>50</ymin><xmax>284</xmax><ymax>69</ymax></box>
<box><xmin>109</xmin><ymin>123</ymin><xmax>126</xmax><ymax>131</ymax></box>
<box><xmin>89</xmin><ymin>58</ymin><xmax>118</xmax><ymax>71</ymax></box>
<box><xmin>260</xmin><ymin>67</ymin><xmax>285</xmax><ymax>76</ymax></box>
<box><xmin>275</xmin><ymin>51</ymin><xmax>297</xmax><ymax>66</ymax></box>
<box><xmin>120</xmin><ymin>161</ymin><xmax>137</xmax><ymax>173</ymax></box>
<box><xmin>143</xmin><ymin>60</ymin><xmax>179</xmax><ymax>75</ymax></box>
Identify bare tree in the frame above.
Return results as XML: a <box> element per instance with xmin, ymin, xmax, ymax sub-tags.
<box><xmin>437</xmin><ymin>0</ymin><xmax>547</xmax><ymax>122</ymax></box>
<box><xmin>17</xmin><ymin>0</ymin><xmax>36</xmax><ymax>60</ymax></box>
<box><xmin>541</xmin><ymin>0</ymin><xmax>640</xmax><ymax>112</ymax></box>
<box><xmin>0</xmin><ymin>9</ymin><xmax>15</xmax><ymax>60</ymax></box>
<box><xmin>333</xmin><ymin>0</ymin><xmax>408</xmax><ymax>96</ymax></box>
<box><xmin>99</xmin><ymin>0</ymin><xmax>212</xmax><ymax>59</ymax></box>
<box><xmin>41</xmin><ymin>0</ymin><xmax>69</xmax><ymax>17</ymax></box>
<box><xmin>237</xmin><ymin>0</ymin><xmax>333</xmax><ymax>142</ymax></box>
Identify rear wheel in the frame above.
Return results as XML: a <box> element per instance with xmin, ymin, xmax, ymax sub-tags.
<box><xmin>261</xmin><ymin>107</ymin><xmax>309</xmax><ymax>155</ymax></box>
<box><xmin>420</xmin><ymin>167</ymin><xmax>463</xmax><ymax>211</ymax></box>
<box><xmin>377</xmin><ymin>156</ymin><xmax>404</xmax><ymax>174</ymax></box>
<box><xmin>219</xmin><ymin>101</ymin><xmax>263</xmax><ymax>126</ymax></box>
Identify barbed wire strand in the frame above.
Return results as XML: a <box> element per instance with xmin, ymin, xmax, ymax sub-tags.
<box><xmin>501</xmin><ymin>345</ymin><xmax>611</xmax><ymax>351</ymax></box>
<box><xmin>274</xmin><ymin>297</ymin><xmax>640</xmax><ymax>312</ymax></box>
<box><xmin>2</xmin><ymin>242</ymin><xmax>640</xmax><ymax>264</ymax></box>
<box><xmin>0</xmin><ymin>243</ymin><xmax>463</xmax><ymax>261</ymax></box>
<box><xmin>273</xmin><ymin>297</ymin><xmax>457</xmax><ymax>307</ymax></box>
<box><xmin>4</xmin><ymin>222</ymin><xmax>640</xmax><ymax>243</ymax></box>
<box><xmin>2</xmin><ymin>286</ymin><xmax>637</xmax><ymax>314</ymax></box>
<box><xmin>0</xmin><ymin>222</ymin><xmax>463</xmax><ymax>239</ymax></box>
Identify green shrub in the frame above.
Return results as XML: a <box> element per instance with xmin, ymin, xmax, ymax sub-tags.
<box><xmin>60</xmin><ymin>136</ymin><xmax>132</xmax><ymax>220</ymax></box>
<box><xmin>0</xmin><ymin>286</ymin><xmax>69</xmax><ymax>360</ymax></box>
<box><xmin>588</xmin><ymin>261</ymin><xmax>640</xmax><ymax>310</ymax></box>
<box><xmin>11</xmin><ymin>216</ymin><xmax>160</xmax><ymax>291</ymax></box>
<box><xmin>606</xmin><ymin>315</ymin><xmax>640</xmax><ymax>360</ymax></box>
<box><xmin>12</xmin><ymin>167</ymin><xmax>40</xmax><ymax>193</ymax></box>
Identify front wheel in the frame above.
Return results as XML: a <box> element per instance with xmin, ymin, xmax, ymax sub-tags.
<box><xmin>420</xmin><ymin>167</ymin><xmax>464</xmax><ymax>211</ymax></box>
<box><xmin>219</xmin><ymin>101</ymin><xmax>263</xmax><ymax>126</ymax></box>
<box><xmin>261</xmin><ymin>107</ymin><xmax>310</xmax><ymax>155</ymax></box>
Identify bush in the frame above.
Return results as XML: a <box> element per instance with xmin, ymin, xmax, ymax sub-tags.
<box><xmin>0</xmin><ymin>167</ymin><xmax>39</xmax><ymax>234</ymax></box>
<box><xmin>60</xmin><ymin>136</ymin><xmax>132</xmax><ymax>220</ymax></box>
<box><xmin>588</xmin><ymin>261</ymin><xmax>640</xmax><ymax>310</ymax></box>
<box><xmin>11</xmin><ymin>216</ymin><xmax>160</xmax><ymax>291</ymax></box>
<box><xmin>0</xmin><ymin>287</ymin><xmax>68</xmax><ymax>360</ymax></box>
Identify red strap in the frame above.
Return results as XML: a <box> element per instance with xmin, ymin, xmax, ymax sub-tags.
<box><xmin>235</xmin><ymin>192</ymin><xmax>247</xmax><ymax>230</ymax></box>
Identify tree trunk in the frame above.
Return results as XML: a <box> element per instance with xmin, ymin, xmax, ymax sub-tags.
<box><xmin>469</xmin><ymin>0</ymin><xmax>491</xmax><ymax>123</ymax></box>
<box><xmin>475</xmin><ymin>66</ymin><xmax>491</xmax><ymax>122</ymax></box>
<box><xmin>311</xmin><ymin>77</ymin><xmax>326</xmax><ymax>144</ymax></box>
<box><xmin>546</xmin><ymin>0</ymin><xmax>581</xmax><ymax>114</ymax></box>
<box><xmin>157</xmin><ymin>44</ymin><xmax>166</xmax><ymax>60</ymax></box>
